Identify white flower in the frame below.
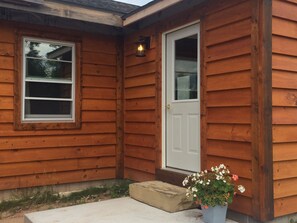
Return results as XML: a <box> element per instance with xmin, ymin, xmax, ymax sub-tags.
<box><xmin>238</xmin><ymin>185</ymin><xmax>245</xmax><ymax>193</ymax></box>
<box><xmin>182</xmin><ymin>179</ymin><xmax>188</xmax><ymax>186</ymax></box>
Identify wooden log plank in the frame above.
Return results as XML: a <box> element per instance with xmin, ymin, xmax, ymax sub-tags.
<box><xmin>0</xmin><ymin>83</ymin><xmax>13</xmax><ymax>96</ymax></box>
<box><xmin>207</xmin><ymin>156</ymin><xmax>252</xmax><ymax>179</ymax></box>
<box><xmin>125</xmin><ymin>98</ymin><xmax>156</xmax><ymax>110</ymax></box>
<box><xmin>125</xmin><ymin>123</ymin><xmax>155</xmax><ymax>135</ymax></box>
<box><xmin>125</xmin><ymin>145</ymin><xmax>155</xmax><ymax>161</ymax></box>
<box><xmin>0</xmin><ymin>70</ymin><xmax>14</xmax><ymax>83</ymax></box>
<box><xmin>207</xmin><ymin>107</ymin><xmax>251</xmax><ymax>124</ymax></box>
<box><xmin>274</xmin><ymin>178</ymin><xmax>297</xmax><ymax>199</ymax></box>
<box><xmin>82</xmin><ymin>111</ymin><xmax>116</xmax><ymax>122</ymax></box>
<box><xmin>272</xmin><ymin>0</ymin><xmax>297</xmax><ymax>22</ymax></box>
<box><xmin>82</xmin><ymin>52</ymin><xmax>116</xmax><ymax>66</ymax></box>
<box><xmin>0</xmin><ymin>110</ymin><xmax>13</xmax><ymax>123</ymax></box>
<box><xmin>274</xmin><ymin>195</ymin><xmax>297</xmax><ymax>217</ymax></box>
<box><xmin>82</xmin><ymin>76</ymin><xmax>116</xmax><ymax>88</ymax></box>
<box><xmin>0</xmin><ymin>97</ymin><xmax>13</xmax><ymax>110</ymax></box>
<box><xmin>124</xmin><ymin>157</ymin><xmax>155</xmax><ymax>174</ymax></box>
<box><xmin>272</xmin><ymin>17</ymin><xmax>297</xmax><ymax>39</ymax></box>
<box><xmin>126</xmin><ymin>62</ymin><xmax>156</xmax><ymax>78</ymax></box>
<box><xmin>207</xmin><ymin>124</ymin><xmax>251</xmax><ymax>142</ymax></box>
<box><xmin>82</xmin><ymin>64</ymin><xmax>116</xmax><ymax>77</ymax></box>
<box><xmin>125</xmin><ymin>85</ymin><xmax>155</xmax><ymax>99</ymax></box>
<box><xmin>205</xmin><ymin>19</ymin><xmax>251</xmax><ymax>46</ymax></box>
<box><xmin>272</xmin><ymin>89</ymin><xmax>297</xmax><ymax>107</ymax></box>
<box><xmin>0</xmin><ymin>134</ymin><xmax>117</xmax><ymax>150</ymax></box>
<box><xmin>229</xmin><ymin>195</ymin><xmax>253</xmax><ymax>216</ymax></box>
<box><xmin>125</xmin><ymin>111</ymin><xmax>155</xmax><ymax>123</ymax></box>
<box><xmin>273</xmin><ymin>142</ymin><xmax>297</xmax><ymax>161</ymax></box>
<box><xmin>272</xmin><ymin>35</ymin><xmax>297</xmax><ymax>57</ymax></box>
<box><xmin>82</xmin><ymin>88</ymin><xmax>116</xmax><ymax>100</ymax></box>
<box><xmin>274</xmin><ymin>160</ymin><xmax>297</xmax><ymax>180</ymax></box>
<box><xmin>82</xmin><ymin>99</ymin><xmax>116</xmax><ymax>111</ymax></box>
<box><xmin>273</xmin><ymin>107</ymin><xmax>297</xmax><ymax>124</ymax></box>
<box><xmin>0</xmin><ymin>168</ymin><xmax>116</xmax><ymax>191</ymax></box>
<box><xmin>206</xmin><ymin>36</ymin><xmax>251</xmax><ymax>62</ymax></box>
<box><xmin>0</xmin><ymin>43</ymin><xmax>14</xmax><ymax>57</ymax></box>
<box><xmin>273</xmin><ymin>54</ymin><xmax>297</xmax><ymax>72</ymax></box>
<box><xmin>205</xmin><ymin>0</ymin><xmax>251</xmax><ymax>31</ymax></box>
<box><xmin>207</xmin><ymin>140</ymin><xmax>252</xmax><ymax>161</ymax></box>
<box><xmin>125</xmin><ymin>74</ymin><xmax>155</xmax><ymax>88</ymax></box>
<box><xmin>0</xmin><ymin>24</ymin><xmax>15</xmax><ymax>43</ymax></box>
<box><xmin>207</xmin><ymin>89</ymin><xmax>251</xmax><ymax>107</ymax></box>
<box><xmin>273</xmin><ymin>125</ymin><xmax>297</xmax><ymax>143</ymax></box>
<box><xmin>273</xmin><ymin>70</ymin><xmax>297</xmax><ymax>90</ymax></box>
<box><xmin>0</xmin><ymin>123</ymin><xmax>116</xmax><ymax>137</ymax></box>
<box><xmin>124</xmin><ymin>134</ymin><xmax>155</xmax><ymax>148</ymax></box>
<box><xmin>82</xmin><ymin>35</ymin><xmax>116</xmax><ymax>54</ymax></box>
<box><xmin>0</xmin><ymin>56</ymin><xmax>13</xmax><ymax>70</ymax></box>
<box><xmin>0</xmin><ymin>157</ymin><xmax>116</xmax><ymax>177</ymax></box>
<box><xmin>124</xmin><ymin>168</ymin><xmax>155</xmax><ymax>182</ymax></box>
<box><xmin>206</xmin><ymin>54</ymin><xmax>251</xmax><ymax>76</ymax></box>
<box><xmin>0</xmin><ymin>145</ymin><xmax>116</xmax><ymax>164</ymax></box>
<box><xmin>207</xmin><ymin>70</ymin><xmax>251</xmax><ymax>91</ymax></box>
<box><xmin>125</xmin><ymin>49</ymin><xmax>156</xmax><ymax>68</ymax></box>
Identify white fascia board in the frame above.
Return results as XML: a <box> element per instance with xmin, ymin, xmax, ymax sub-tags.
<box><xmin>123</xmin><ymin>0</ymin><xmax>182</xmax><ymax>26</ymax></box>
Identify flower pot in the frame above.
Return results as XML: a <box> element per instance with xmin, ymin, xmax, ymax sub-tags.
<box><xmin>202</xmin><ymin>205</ymin><xmax>228</xmax><ymax>223</ymax></box>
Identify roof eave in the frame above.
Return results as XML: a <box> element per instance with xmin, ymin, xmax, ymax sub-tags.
<box><xmin>122</xmin><ymin>0</ymin><xmax>183</xmax><ymax>27</ymax></box>
<box><xmin>0</xmin><ymin>0</ymin><xmax>123</xmax><ymax>27</ymax></box>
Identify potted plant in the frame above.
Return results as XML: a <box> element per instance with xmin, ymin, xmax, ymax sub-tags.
<box><xmin>182</xmin><ymin>164</ymin><xmax>245</xmax><ymax>223</ymax></box>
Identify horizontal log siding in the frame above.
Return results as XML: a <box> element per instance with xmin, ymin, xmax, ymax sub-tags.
<box><xmin>204</xmin><ymin>0</ymin><xmax>253</xmax><ymax>216</ymax></box>
<box><xmin>0</xmin><ymin>22</ymin><xmax>117</xmax><ymax>190</ymax></box>
<box><xmin>272</xmin><ymin>0</ymin><xmax>297</xmax><ymax>217</ymax></box>
<box><xmin>123</xmin><ymin>0</ymin><xmax>254</xmax><ymax>216</ymax></box>
<box><xmin>123</xmin><ymin>27</ymin><xmax>157</xmax><ymax>182</ymax></box>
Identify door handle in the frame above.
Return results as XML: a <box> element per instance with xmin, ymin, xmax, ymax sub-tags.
<box><xmin>166</xmin><ymin>104</ymin><xmax>171</xmax><ymax>110</ymax></box>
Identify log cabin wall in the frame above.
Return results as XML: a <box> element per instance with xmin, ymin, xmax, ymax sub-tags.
<box><xmin>0</xmin><ymin>21</ymin><xmax>118</xmax><ymax>190</ymax></box>
<box><xmin>272</xmin><ymin>0</ymin><xmax>297</xmax><ymax>218</ymax></box>
<box><xmin>124</xmin><ymin>0</ymin><xmax>255</xmax><ymax>217</ymax></box>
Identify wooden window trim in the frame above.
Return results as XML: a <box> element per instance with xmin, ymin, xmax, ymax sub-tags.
<box><xmin>14</xmin><ymin>29</ymin><xmax>82</xmax><ymax>130</ymax></box>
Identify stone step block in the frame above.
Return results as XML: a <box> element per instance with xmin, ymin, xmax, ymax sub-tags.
<box><xmin>129</xmin><ymin>181</ymin><xmax>194</xmax><ymax>213</ymax></box>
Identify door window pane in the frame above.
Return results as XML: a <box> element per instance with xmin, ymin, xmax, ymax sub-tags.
<box><xmin>174</xmin><ymin>34</ymin><xmax>198</xmax><ymax>100</ymax></box>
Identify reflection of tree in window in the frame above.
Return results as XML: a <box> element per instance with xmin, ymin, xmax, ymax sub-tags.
<box><xmin>24</xmin><ymin>39</ymin><xmax>74</xmax><ymax>119</ymax></box>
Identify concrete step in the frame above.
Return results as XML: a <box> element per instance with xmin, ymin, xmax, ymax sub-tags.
<box><xmin>129</xmin><ymin>181</ymin><xmax>194</xmax><ymax>213</ymax></box>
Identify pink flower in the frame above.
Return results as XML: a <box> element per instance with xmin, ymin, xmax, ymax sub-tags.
<box><xmin>232</xmin><ymin>174</ymin><xmax>239</xmax><ymax>181</ymax></box>
<box><xmin>203</xmin><ymin>205</ymin><xmax>209</xmax><ymax>209</ymax></box>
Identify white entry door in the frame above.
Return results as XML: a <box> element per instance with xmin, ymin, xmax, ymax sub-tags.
<box><xmin>165</xmin><ymin>24</ymin><xmax>200</xmax><ymax>172</ymax></box>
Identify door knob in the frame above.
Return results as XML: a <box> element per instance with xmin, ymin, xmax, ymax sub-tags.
<box><xmin>166</xmin><ymin>104</ymin><xmax>171</xmax><ymax>110</ymax></box>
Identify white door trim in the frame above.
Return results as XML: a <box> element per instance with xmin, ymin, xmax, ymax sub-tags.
<box><xmin>161</xmin><ymin>21</ymin><xmax>200</xmax><ymax>170</ymax></box>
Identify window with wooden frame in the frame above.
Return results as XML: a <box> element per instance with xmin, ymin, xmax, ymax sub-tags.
<box><xmin>15</xmin><ymin>34</ymin><xmax>81</xmax><ymax>130</ymax></box>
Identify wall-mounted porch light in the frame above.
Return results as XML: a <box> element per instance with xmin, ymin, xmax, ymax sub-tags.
<box><xmin>136</xmin><ymin>36</ymin><xmax>150</xmax><ymax>57</ymax></box>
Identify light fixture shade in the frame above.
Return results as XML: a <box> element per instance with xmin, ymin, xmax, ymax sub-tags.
<box><xmin>136</xmin><ymin>36</ymin><xmax>150</xmax><ymax>57</ymax></box>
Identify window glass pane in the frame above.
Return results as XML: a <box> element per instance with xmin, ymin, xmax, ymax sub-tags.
<box><xmin>174</xmin><ymin>34</ymin><xmax>198</xmax><ymax>100</ymax></box>
<box><xmin>25</xmin><ymin>100</ymin><xmax>72</xmax><ymax>116</ymax></box>
<box><xmin>26</xmin><ymin>58</ymin><xmax>72</xmax><ymax>80</ymax></box>
<box><xmin>25</xmin><ymin>82</ymin><xmax>71</xmax><ymax>99</ymax></box>
<box><xmin>24</xmin><ymin>40</ymin><xmax>72</xmax><ymax>61</ymax></box>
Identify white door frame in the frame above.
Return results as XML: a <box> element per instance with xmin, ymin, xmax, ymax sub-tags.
<box><xmin>161</xmin><ymin>21</ymin><xmax>200</xmax><ymax>171</ymax></box>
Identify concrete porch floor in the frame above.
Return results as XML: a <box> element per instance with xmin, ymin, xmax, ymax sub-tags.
<box><xmin>24</xmin><ymin>197</ymin><xmax>236</xmax><ymax>223</ymax></box>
